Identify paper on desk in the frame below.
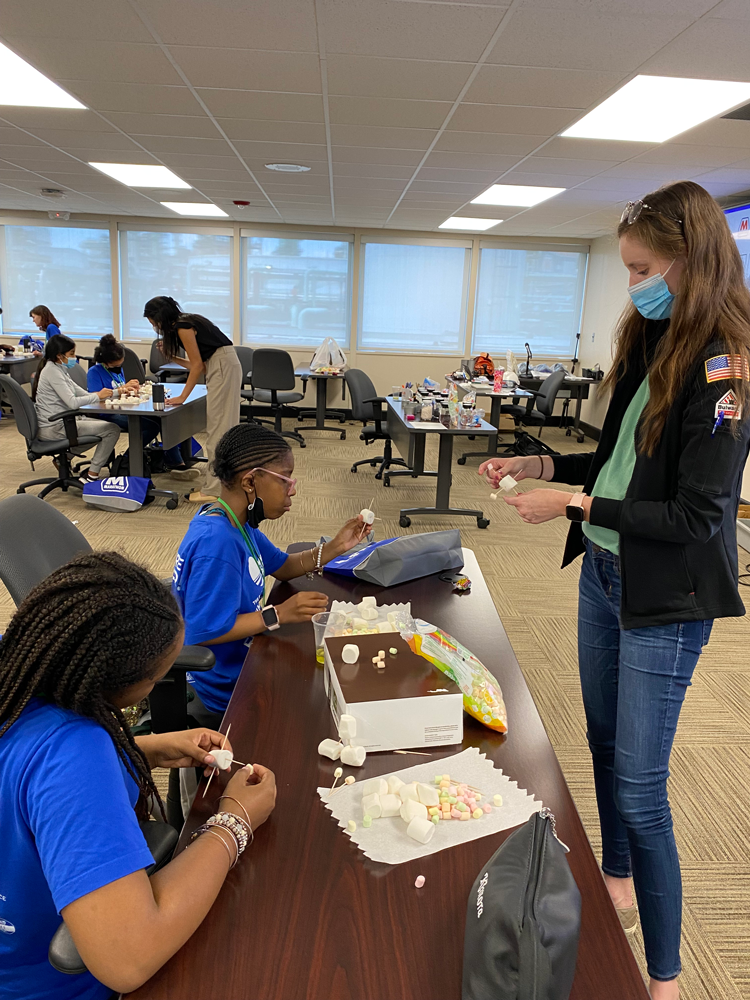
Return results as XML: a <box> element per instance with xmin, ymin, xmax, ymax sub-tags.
<box><xmin>317</xmin><ymin>747</ymin><xmax>541</xmax><ymax>865</ymax></box>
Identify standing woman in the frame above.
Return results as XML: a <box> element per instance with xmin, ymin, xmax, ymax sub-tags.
<box><xmin>30</xmin><ymin>304</ymin><xmax>61</xmax><ymax>341</ymax></box>
<box><xmin>143</xmin><ymin>296</ymin><xmax>242</xmax><ymax>502</ymax></box>
<box><xmin>480</xmin><ymin>180</ymin><xmax>750</xmax><ymax>1000</ymax></box>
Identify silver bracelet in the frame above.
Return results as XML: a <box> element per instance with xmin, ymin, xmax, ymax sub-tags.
<box><xmin>205</xmin><ymin>827</ymin><xmax>238</xmax><ymax>869</ymax></box>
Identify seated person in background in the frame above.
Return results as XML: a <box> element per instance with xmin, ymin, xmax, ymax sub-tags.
<box><xmin>33</xmin><ymin>334</ymin><xmax>120</xmax><ymax>485</ymax></box>
<box><xmin>0</xmin><ymin>552</ymin><xmax>276</xmax><ymax>1000</ymax></box>
<box><xmin>30</xmin><ymin>304</ymin><xmax>61</xmax><ymax>341</ymax></box>
<box><xmin>87</xmin><ymin>334</ymin><xmax>199</xmax><ymax>481</ymax></box>
<box><xmin>173</xmin><ymin>422</ymin><xmax>365</xmax><ymax>725</ymax></box>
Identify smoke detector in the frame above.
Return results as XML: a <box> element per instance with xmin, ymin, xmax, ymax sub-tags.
<box><xmin>264</xmin><ymin>163</ymin><xmax>310</xmax><ymax>173</ymax></box>
<box><xmin>233</xmin><ymin>200</ymin><xmax>251</xmax><ymax>208</ymax></box>
<box><xmin>48</xmin><ymin>211</ymin><xmax>70</xmax><ymax>220</ymax></box>
<box><xmin>40</xmin><ymin>188</ymin><xmax>66</xmax><ymax>198</ymax></box>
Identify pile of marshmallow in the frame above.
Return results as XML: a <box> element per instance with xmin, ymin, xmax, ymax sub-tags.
<box><xmin>318</xmin><ymin>713</ymin><xmax>366</xmax><ymax>767</ymax></box>
<box><xmin>104</xmin><ymin>383</ymin><xmax>154</xmax><ymax>407</ymax></box>
<box><xmin>343</xmin><ymin>595</ymin><xmax>397</xmax><ymax>634</ymax></box>
<box><xmin>356</xmin><ymin>772</ymin><xmax>503</xmax><ymax>846</ymax></box>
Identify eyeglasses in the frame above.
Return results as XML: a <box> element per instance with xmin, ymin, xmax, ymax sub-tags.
<box><xmin>620</xmin><ymin>200</ymin><xmax>683</xmax><ymax>227</ymax></box>
<box><xmin>249</xmin><ymin>467</ymin><xmax>297</xmax><ymax>493</ymax></box>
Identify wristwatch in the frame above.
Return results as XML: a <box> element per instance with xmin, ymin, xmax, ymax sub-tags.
<box><xmin>565</xmin><ymin>493</ymin><xmax>587</xmax><ymax>522</ymax></box>
<box><xmin>261</xmin><ymin>604</ymin><xmax>280</xmax><ymax>631</ymax></box>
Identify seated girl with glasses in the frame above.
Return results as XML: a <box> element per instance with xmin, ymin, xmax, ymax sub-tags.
<box><xmin>172</xmin><ymin>422</ymin><xmax>365</xmax><ymax>725</ymax></box>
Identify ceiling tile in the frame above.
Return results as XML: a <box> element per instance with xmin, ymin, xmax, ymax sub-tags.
<box><xmin>62</xmin><ymin>82</ymin><xmax>199</xmax><ymax>116</ymax></box>
<box><xmin>217</xmin><ymin>119</ymin><xmax>326</xmax><ymax>143</ymax></box>
<box><xmin>641</xmin><ymin>17</ymin><xmax>750</xmax><ymax>80</ymax></box>
<box><xmin>522</xmin><ymin>156</ymin><xmax>618</xmax><ymax>177</ymax></box>
<box><xmin>425</xmin><ymin>149</ymin><xmax>523</xmax><ymax>171</ymax></box>
<box><xmin>634</xmin><ymin>144</ymin><xmax>750</xmax><ymax>168</ymax></box>
<box><xmin>175</xmin><ymin>48</ymin><xmax>321</xmax><ymax>92</ymax></box>
<box><xmin>335</xmin><ymin>177</ymin><xmax>405</xmax><ymax>191</ymax></box>
<box><xmin>323</xmin><ymin>0</ymin><xmax>505</xmax><ymax>60</ymax></box>
<box><xmin>102</xmin><ymin>113</ymin><xmax>219</xmax><ymax>139</ymax></box>
<box><xmin>327</xmin><ymin>55</ymin><xmax>470</xmax><ymax>102</ymax></box>
<box><xmin>328</xmin><ymin>96</ymin><xmax>451</xmax><ymax>130</ymax></box>
<box><xmin>412</xmin><ymin>165</ymin><xmax>506</xmax><ymax>183</ymax></box>
<box><xmin>4</xmin><ymin>37</ymin><xmax>182</xmax><ymax>86</ymax></box>
<box><xmin>332</xmin><ymin>145</ymin><xmax>424</xmax><ymax>165</ymax></box>
<box><xmin>138</xmin><ymin>0</ymin><xmax>318</xmax><ymax>50</ymax></box>
<box><xmin>130</xmin><ymin>135</ymin><xmax>231</xmax><ymax>156</ymax></box>
<box><xmin>0</xmin><ymin>109</ymin><xmax>116</xmax><ymax>132</ymax></box>
<box><xmin>0</xmin><ymin>1</ymin><xmax>152</xmax><ymax>41</ymax></box>
<box><xmin>465</xmin><ymin>65</ymin><xmax>621</xmax><ymax>109</ymax></box>
<box><xmin>540</xmin><ymin>136</ymin><xmax>657</xmax><ymax>160</ymax></box>
<box><xmin>199</xmin><ymin>91</ymin><xmax>324</xmax><ymax>122</ymax></box>
<box><xmin>448</xmin><ymin>104</ymin><xmax>577</xmax><ymax>136</ymax></box>
<box><xmin>333</xmin><ymin>162</ymin><xmax>415</xmax><ymax>179</ymax></box>
<box><xmin>434</xmin><ymin>131</ymin><xmax>547</xmax><ymax>155</ymax></box>
<box><xmin>25</xmin><ymin>130</ymin><xmax>142</xmax><ymax>152</ymax></box>
<box><xmin>329</xmin><ymin>124</ymin><xmax>433</xmax><ymax>149</ymax></box>
<box><xmin>711</xmin><ymin>0</ymin><xmax>750</xmax><ymax>15</ymax></box>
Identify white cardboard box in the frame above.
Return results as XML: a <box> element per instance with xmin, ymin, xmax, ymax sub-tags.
<box><xmin>323</xmin><ymin>633</ymin><xmax>463</xmax><ymax>752</ymax></box>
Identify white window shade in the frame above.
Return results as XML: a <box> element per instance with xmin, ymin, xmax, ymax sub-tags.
<box><xmin>241</xmin><ymin>236</ymin><xmax>352</xmax><ymax>348</ymax></box>
<box><xmin>472</xmin><ymin>248</ymin><xmax>587</xmax><ymax>360</ymax></box>
<box><xmin>121</xmin><ymin>230</ymin><xmax>232</xmax><ymax>339</ymax></box>
<box><xmin>359</xmin><ymin>241</ymin><xmax>470</xmax><ymax>354</ymax></box>
<box><xmin>0</xmin><ymin>225</ymin><xmax>112</xmax><ymax>337</ymax></box>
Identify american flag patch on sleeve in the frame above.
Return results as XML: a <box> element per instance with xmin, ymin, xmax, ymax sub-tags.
<box><xmin>705</xmin><ymin>354</ymin><xmax>750</xmax><ymax>382</ymax></box>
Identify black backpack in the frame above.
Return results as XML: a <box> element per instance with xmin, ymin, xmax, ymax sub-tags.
<box><xmin>462</xmin><ymin>809</ymin><xmax>581</xmax><ymax>1000</ymax></box>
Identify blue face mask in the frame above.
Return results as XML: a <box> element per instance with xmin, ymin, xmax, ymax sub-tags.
<box><xmin>628</xmin><ymin>260</ymin><xmax>676</xmax><ymax>320</ymax></box>
<box><xmin>60</xmin><ymin>357</ymin><xmax>76</xmax><ymax>369</ymax></box>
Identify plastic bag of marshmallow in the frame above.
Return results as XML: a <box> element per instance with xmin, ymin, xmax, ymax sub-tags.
<box><xmin>406</xmin><ymin>626</ymin><xmax>508</xmax><ymax>734</ymax></box>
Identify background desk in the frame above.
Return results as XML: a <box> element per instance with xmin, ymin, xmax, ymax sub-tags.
<box><xmin>519</xmin><ymin>376</ymin><xmax>594</xmax><ymax>443</ymax></box>
<box><xmin>386</xmin><ymin>397</ymin><xmax>495</xmax><ymax>528</ymax></box>
<box><xmin>294</xmin><ymin>363</ymin><xmax>347</xmax><ymax>436</ymax></box>
<box><xmin>453</xmin><ymin>381</ymin><xmax>534</xmax><ymax>463</ymax></box>
<box><xmin>0</xmin><ymin>354</ymin><xmax>38</xmax><ymax>386</ymax></box>
<box><xmin>129</xmin><ymin>548</ymin><xmax>647</xmax><ymax>1000</ymax></box>
<box><xmin>78</xmin><ymin>385</ymin><xmax>208</xmax><ymax>478</ymax></box>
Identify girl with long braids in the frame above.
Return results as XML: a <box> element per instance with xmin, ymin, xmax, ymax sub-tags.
<box><xmin>172</xmin><ymin>422</ymin><xmax>366</xmax><ymax>724</ymax></box>
<box><xmin>143</xmin><ymin>296</ymin><xmax>243</xmax><ymax>502</ymax></box>
<box><xmin>0</xmin><ymin>552</ymin><xmax>276</xmax><ymax>999</ymax></box>
<box><xmin>481</xmin><ymin>181</ymin><xmax>750</xmax><ymax>1000</ymax></box>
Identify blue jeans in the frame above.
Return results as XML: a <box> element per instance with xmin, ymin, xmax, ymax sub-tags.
<box><xmin>578</xmin><ymin>540</ymin><xmax>712</xmax><ymax>982</ymax></box>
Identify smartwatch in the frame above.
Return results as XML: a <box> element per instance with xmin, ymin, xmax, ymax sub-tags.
<box><xmin>565</xmin><ymin>493</ymin><xmax>587</xmax><ymax>522</ymax></box>
<box><xmin>261</xmin><ymin>604</ymin><xmax>280</xmax><ymax>631</ymax></box>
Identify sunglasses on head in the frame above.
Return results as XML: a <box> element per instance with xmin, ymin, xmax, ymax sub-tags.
<box><xmin>620</xmin><ymin>200</ymin><xmax>683</xmax><ymax>227</ymax></box>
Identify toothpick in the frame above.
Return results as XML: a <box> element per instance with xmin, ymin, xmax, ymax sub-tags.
<box><xmin>393</xmin><ymin>749</ymin><xmax>432</xmax><ymax>756</ymax></box>
<box><xmin>203</xmin><ymin>723</ymin><xmax>232</xmax><ymax>799</ymax></box>
<box><xmin>328</xmin><ymin>766</ymin><xmax>344</xmax><ymax>798</ymax></box>
<box><xmin>328</xmin><ymin>775</ymin><xmax>356</xmax><ymax>799</ymax></box>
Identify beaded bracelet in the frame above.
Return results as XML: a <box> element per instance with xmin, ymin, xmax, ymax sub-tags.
<box><xmin>316</xmin><ymin>542</ymin><xmax>324</xmax><ymax>575</ymax></box>
<box><xmin>207</xmin><ymin>812</ymin><xmax>249</xmax><ymax>852</ymax></box>
<box><xmin>219</xmin><ymin>795</ymin><xmax>255</xmax><ymax>847</ymax></box>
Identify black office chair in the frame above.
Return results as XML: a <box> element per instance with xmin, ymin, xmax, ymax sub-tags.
<box><xmin>250</xmin><ymin>348</ymin><xmax>306</xmax><ymax>447</ymax></box>
<box><xmin>67</xmin><ymin>362</ymin><xmax>89</xmax><ymax>391</ymax></box>
<box><xmin>0</xmin><ymin>374</ymin><xmax>101</xmax><ymax>498</ymax></box>
<box><xmin>345</xmin><ymin>369</ymin><xmax>408</xmax><ymax>480</ymax></box>
<box><xmin>500</xmin><ymin>369</ymin><xmax>566</xmax><ymax>456</ymax></box>
<box><xmin>122</xmin><ymin>346</ymin><xmax>148</xmax><ymax>383</ymax></box>
<box><xmin>149</xmin><ymin>338</ymin><xmax>187</xmax><ymax>383</ymax></box>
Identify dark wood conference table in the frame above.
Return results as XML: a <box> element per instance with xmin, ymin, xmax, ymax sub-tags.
<box><xmin>130</xmin><ymin>547</ymin><xmax>647</xmax><ymax>1000</ymax></box>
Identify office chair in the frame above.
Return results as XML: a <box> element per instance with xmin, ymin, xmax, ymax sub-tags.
<box><xmin>499</xmin><ymin>369</ymin><xmax>566</xmax><ymax>457</ymax></box>
<box><xmin>345</xmin><ymin>369</ymin><xmax>408</xmax><ymax>480</ymax></box>
<box><xmin>236</xmin><ymin>344</ymin><xmax>267</xmax><ymax>426</ymax></box>
<box><xmin>0</xmin><ymin>374</ymin><xmax>100</xmax><ymax>498</ymax></box>
<box><xmin>250</xmin><ymin>348</ymin><xmax>306</xmax><ymax>447</ymax></box>
<box><xmin>149</xmin><ymin>338</ymin><xmax>187</xmax><ymax>383</ymax></box>
<box><xmin>122</xmin><ymin>346</ymin><xmax>148</xmax><ymax>383</ymax></box>
<box><xmin>67</xmin><ymin>362</ymin><xmax>89</xmax><ymax>391</ymax></box>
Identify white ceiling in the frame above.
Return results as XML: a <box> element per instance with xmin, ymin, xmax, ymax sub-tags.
<box><xmin>1</xmin><ymin>0</ymin><xmax>750</xmax><ymax>235</ymax></box>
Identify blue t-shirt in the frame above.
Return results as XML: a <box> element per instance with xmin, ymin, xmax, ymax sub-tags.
<box><xmin>0</xmin><ymin>699</ymin><xmax>154</xmax><ymax>1000</ymax></box>
<box><xmin>172</xmin><ymin>508</ymin><xmax>287</xmax><ymax>713</ymax></box>
<box><xmin>45</xmin><ymin>324</ymin><xmax>61</xmax><ymax>341</ymax></box>
<box><xmin>87</xmin><ymin>363</ymin><xmax>126</xmax><ymax>393</ymax></box>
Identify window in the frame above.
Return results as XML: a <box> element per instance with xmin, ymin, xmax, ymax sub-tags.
<box><xmin>241</xmin><ymin>235</ymin><xmax>352</xmax><ymax>348</ymax></box>
<box><xmin>121</xmin><ymin>229</ymin><xmax>232</xmax><ymax>339</ymax></box>
<box><xmin>358</xmin><ymin>240</ymin><xmax>471</xmax><ymax>354</ymax></box>
<box><xmin>472</xmin><ymin>247</ymin><xmax>588</xmax><ymax>360</ymax></box>
<box><xmin>0</xmin><ymin>225</ymin><xmax>112</xmax><ymax>337</ymax></box>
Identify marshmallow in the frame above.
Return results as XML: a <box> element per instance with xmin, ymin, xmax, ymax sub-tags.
<box><xmin>340</xmin><ymin>745</ymin><xmax>366</xmax><ymax>767</ymax></box>
<box><xmin>318</xmin><ymin>738</ymin><xmax>343</xmax><ymax>760</ymax></box>
<box><xmin>341</xmin><ymin>643</ymin><xmax>360</xmax><ymax>663</ymax></box>
<box><xmin>362</xmin><ymin>793</ymin><xmax>382</xmax><ymax>819</ymax></box>
<box><xmin>360</xmin><ymin>595</ymin><xmax>377</xmax><ymax>607</ymax></box>
<box><xmin>400</xmin><ymin>799</ymin><xmax>428</xmax><ymax>824</ymax></box>
<box><xmin>362</xmin><ymin>777</ymin><xmax>388</xmax><ymax>797</ymax></box>
<box><xmin>499</xmin><ymin>474</ymin><xmax>518</xmax><ymax>492</ymax></box>
<box><xmin>379</xmin><ymin>793</ymin><xmax>402</xmax><ymax>817</ymax></box>
<box><xmin>398</xmin><ymin>782</ymin><xmax>420</xmax><ymax>803</ymax></box>
<box><xmin>386</xmin><ymin>612</ymin><xmax>397</xmax><ymax>624</ymax></box>
<box><xmin>347</xmin><ymin>820</ymin><xmax>357</xmax><ymax>833</ymax></box>
<box><xmin>406</xmin><ymin>816</ymin><xmax>435</xmax><ymax>845</ymax></box>
<box><xmin>490</xmin><ymin>493</ymin><xmax>498</xmax><ymax>500</ymax></box>
<box><xmin>360</xmin><ymin>508</ymin><xmax>375</xmax><ymax>525</ymax></box>
<box><xmin>338</xmin><ymin>714</ymin><xmax>357</xmax><ymax>741</ymax></box>
<box><xmin>209</xmin><ymin>749</ymin><xmax>233</xmax><ymax>771</ymax></box>
<box><xmin>493</xmin><ymin>794</ymin><xmax>503</xmax><ymax>807</ymax></box>
<box><xmin>376</xmin><ymin>622</ymin><xmax>394</xmax><ymax>633</ymax></box>
<box><xmin>352</xmin><ymin>617</ymin><xmax>368</xmax><ymax>629</ymax></box>
<box><xmin>363</xmin><ymin>814</ymin><xmax>372</xmax><ymax>828</ymax></box>
<box><xmin>416</xmin><ymin>783</ymin><xmax>440</xmax><ymax>807</ymax></box>
<box><xmin>360</xmin><ymin>607</ymin><xmax>378</xmax><ymax>621</ymax></box>
<box><xmin>387</xmin><ymin>774</ymin><xmax>405</xmax><ymax>796</ymax></box>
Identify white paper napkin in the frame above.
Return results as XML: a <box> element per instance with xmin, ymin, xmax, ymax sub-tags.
<box><xmin>317</xmin><ymin>747</ymin><xmax>541</xmax><ymax>865</ymax></box>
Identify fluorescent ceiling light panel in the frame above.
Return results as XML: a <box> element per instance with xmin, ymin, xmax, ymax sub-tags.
<box><xmin>161</xmin><ymin>202</ymin><xmax>228</xmax><ymax>217</ymax></box>
<box><xmin>471</xmin><ymin>184</ymin><xmax>565</xmax><ymax>207</ymax></box>
<box><xmin>90</xmin><ymin>163</ymin><xmax>191</xmax><ymax>188</ymax></box>
<box><xmin>0</xmin><ymin>41</ymin><xmax>85</xmax><ymax>108</ymax></box>
<box><xmin>562</xmin><ymin>75</ymin><xmax>750</xmax><ymax>143</ymax></box>
<box><xmin>439</xmin><ymin>217</ymin><xmax>501</xmax><ymax>231</ymax></box>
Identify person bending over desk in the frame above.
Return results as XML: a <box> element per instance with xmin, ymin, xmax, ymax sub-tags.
<box><xmin>87</xmin><ymin>334</ymin><xmax>199</xmax><ymax>481</ymax></box>
<box><xmin>172</xmin><ymin>422</ymin><xmax>365</xmax><ymax>725</ymax></box>
<box><xmin>0</xmin><ymin>552</ymin><xmax>276</xmax><ymax>1000</ymax></box>
<box><xmin>33</xmin><ymin>334</ymin><xmax>120</xmax><ymax>486</ymax></box>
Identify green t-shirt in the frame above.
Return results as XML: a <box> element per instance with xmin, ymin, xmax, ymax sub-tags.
<box><xmin>582</xmin><ymin>376</ymin><xmax>650</xmax><ymax>556</ymax></box>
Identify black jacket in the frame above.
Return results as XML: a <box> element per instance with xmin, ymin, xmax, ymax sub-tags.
<box><xmin>553</xmin><ymin>319</ymin><xmax>750</xmax><ymax>629</ymax></box>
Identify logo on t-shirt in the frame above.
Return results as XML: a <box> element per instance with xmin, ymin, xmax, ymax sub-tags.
<box><xmin>247</xmin><ymin>556</ymin><xmax>263</xmax><ymax>585</ymax></box>
<box><xmin>0</xmin><ymin>917</ymin><xmax>16</xmax><ymax>934</ymax></box>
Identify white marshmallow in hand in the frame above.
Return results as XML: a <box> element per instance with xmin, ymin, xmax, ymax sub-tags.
<box><xmin>209</xmin><ymin>749</ymin><xmax>233</xmax><ymax>771</ymax></box>
<box><xmin>499</xmin><ymin>474</ymin><xmax>518</xmax><ymax>492</ymax></box>
<box><xmin>360</xmin><ymin>508</ymin><xmax>375</xmax><ymax>525</ymax></box>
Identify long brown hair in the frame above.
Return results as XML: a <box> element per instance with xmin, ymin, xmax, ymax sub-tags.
<box><xmin>605</xmin><ymin>180</ymin><xmax>750</xmax><ymax>455</ymax></box>
<box><xmin>29</xmin><ymin>304</ymin><xmax>60</xmax><ymax>330</ymax></box>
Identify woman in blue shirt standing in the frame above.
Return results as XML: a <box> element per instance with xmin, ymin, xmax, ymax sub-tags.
<box><xmin>87</xmin><ymin>334</ymin><xmax>199</xmax><ymax>480</ymax></box>
<box><xmin>0</xmin><ymin>551</ymin><xmax>276</xmax><ymax>1000</ymax></box>
<box><xmin>30</xmin><ymin>304</ymin><xmax>61</xmax><ymax>340</ymax></box>
<box><xmin>173</xmin><ymin>422</ymin><xmax>366</xmax><ymax>724</ymax></box>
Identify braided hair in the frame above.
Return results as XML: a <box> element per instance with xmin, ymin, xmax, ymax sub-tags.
<box><xmin>212</xmin><ymin>422</ymin><xmax>291</xmax><ymax>486</ymax></box>
<box><xmin>0</xmin><ymin>552</ymin><xmax>183</xmax><ymax>816</ymax></box>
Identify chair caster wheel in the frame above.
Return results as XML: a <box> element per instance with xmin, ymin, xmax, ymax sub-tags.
<box><xmin>383</xmin><ymin>477</ymin><xmax>390</xmax><ymax>487</ymax></box>
<box><xmin>166</xmin><ymin>499</ymin><xmax>178</xmax><ymax>510</ymax></box>
<box><xmin>457</xmin><ymin>456</ymin><xmax>466</xmax><ymax>465</ymax></box>
<box><xmin>577</xmin><ymin>435</ymin><xmax>585</xmax><ymax>443</ymax></box>
<box><xmin>340</xmin><ymin>415</ymin><xmax>346</xmax><ymax>423</ymax></box>
<box><xmin>477</xmin><ymin>517</ymin><xmax>489</xmax><ymax>528</ymax></box>
<box><xmin>340</xmin><ymin>431</ymin><xmax>346</xmax><ymax>440</ymax></box>
<box><xmin>300</xmin><ymin>442</ymin><xmax>306</xmax><ymax>448</ymax></box>
<box><xmin>350</xmin><ymin>465</ymin><xmax>357</xmax><ymax>473</ymax></box>
<box><xmin>16</xmin><ymin>487</ymin><xmax>25</xmax><ymax>494</ymax></box>
<box><xmin>370</xmin><ymin>460</ymin><xmax>378</xmax><ymax>467</ymax></box>
<box><xmin>468</xmin><ymin>435</ymin><xmax>475</xmax><ymax>441</ymax></box>
<box><xmin>399</xmin><ymin>515</ymin><xmax>411</xmax><ymax>528</ymax></box>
